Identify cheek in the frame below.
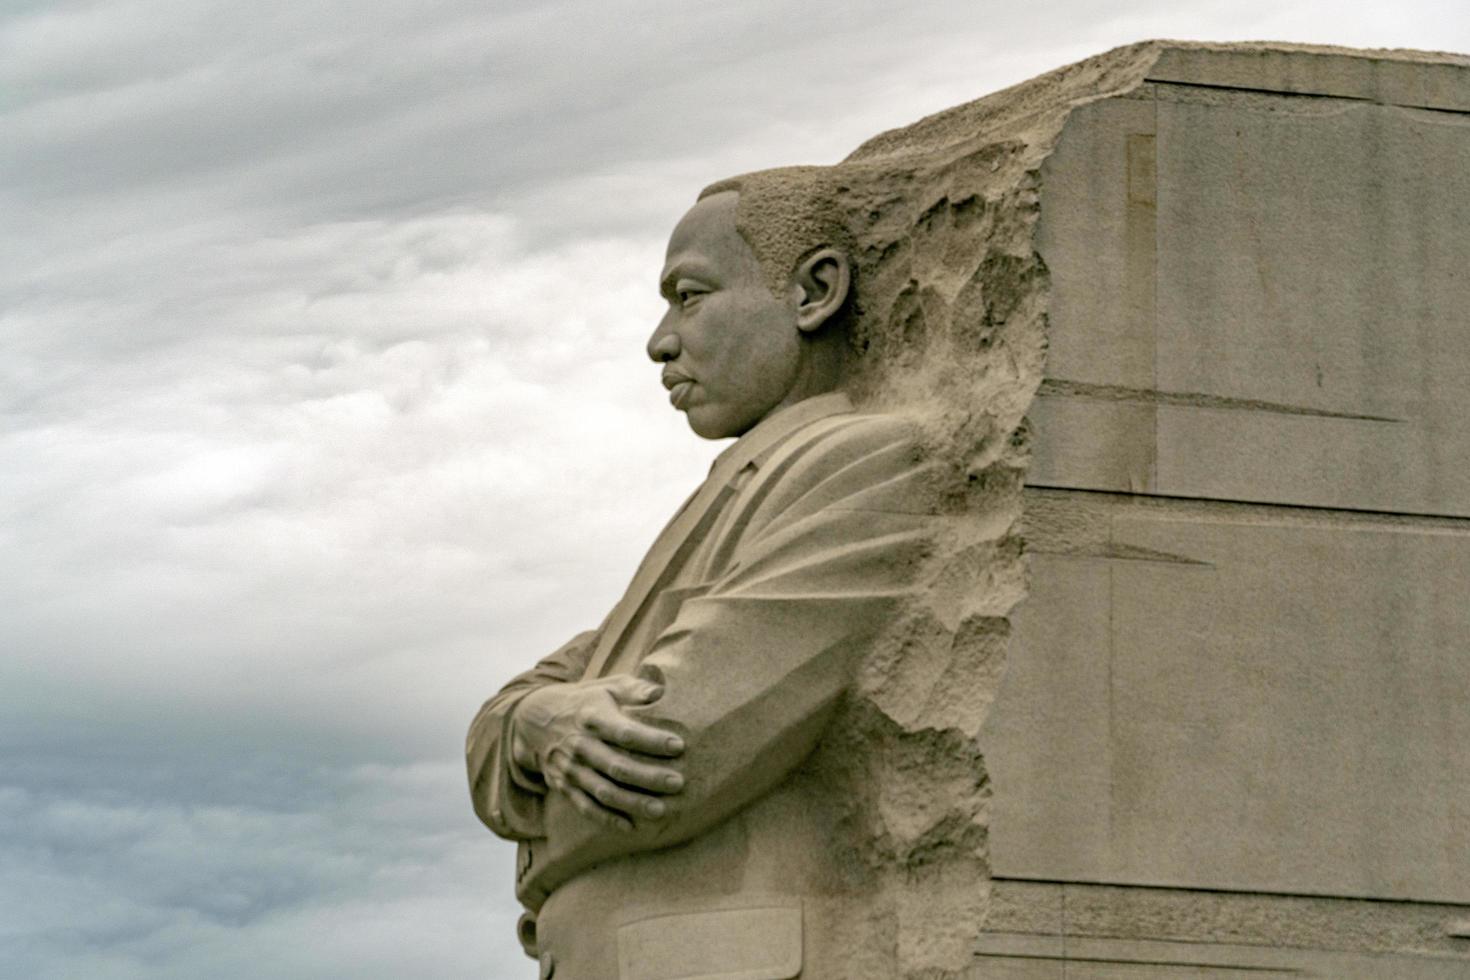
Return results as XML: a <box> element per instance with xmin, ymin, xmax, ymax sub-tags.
<box><xmin>746</xmin><ymin>327</ymin><xmax>801</xmax><ymax>392</ymax></box>
<box><xmin>726</xmin><ymin>303</ymin><xmax>799</xmax><ymax>376</ymax></box>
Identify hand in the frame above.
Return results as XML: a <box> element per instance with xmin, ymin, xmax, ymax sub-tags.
<box><xmin>510</xmin><ymin>674</ymin><xmax>685</xmax><ymax>832</ymax></box>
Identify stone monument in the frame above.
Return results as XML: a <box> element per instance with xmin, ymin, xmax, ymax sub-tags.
<box><xmin>469</xmin><ymin>41</ymin><xmax>1470</xmax><ymax>979</ymax></box>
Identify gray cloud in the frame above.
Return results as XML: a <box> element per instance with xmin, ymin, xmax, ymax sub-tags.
<box><xmin>0</xmin><ymin>211</ymin><xmax>705</xmax><ymax>755</ymax></box>
<box><xmin>0</xmin><ymin>754</ymin><xmax>523</xmax><ymax>979</ymax></box>
<box><xmin>4</xmin><ymin>0</ymin><xmax>1467</xmax><ymax>975</ymax></box>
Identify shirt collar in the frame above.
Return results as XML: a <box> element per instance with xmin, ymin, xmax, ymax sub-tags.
<box><xmin>710</xmin><ymin>391</ymin><xmax>855</xmax><ymax>477</ymax></box>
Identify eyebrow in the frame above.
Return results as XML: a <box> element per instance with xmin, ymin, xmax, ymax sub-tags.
<box><xmin>659</xmin><ymin>261</ymin><xmax>716</xmax><ymax>299</ymax></box>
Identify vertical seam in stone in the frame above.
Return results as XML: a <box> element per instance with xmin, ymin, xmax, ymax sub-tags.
<box><xmin>1148</xmin><ymin>89</ymin><xmax>1160</xmax><ymax>493</ymax></box>
<box><xmin>1124</xmin><ymin>100</ymin><xmax>1159</xmax><ymax>494</ymax></box>
<box><xmin>1061</xmin><ymin>881</ymin><xmax>1070</xmax><ymax>977</ymax></box>
<box><xmin>1106</xmin><ymin>515</ymin><xmax>1117</xmax><ymax>875</ymax></box>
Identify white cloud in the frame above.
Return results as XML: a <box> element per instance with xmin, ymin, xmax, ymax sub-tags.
<box><xmin>0</xmin><ymin>206</ymin><xmax>712</xmax><ymax>760</ymax></box>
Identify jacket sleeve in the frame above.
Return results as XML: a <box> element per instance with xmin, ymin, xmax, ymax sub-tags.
<box><xmin>466</xmin><ymin>628</ymin><xmax>599</xmax><ymax>840</ymax></box>
<box><xmin>524</xmin><ymin>414</ymin><xmax>939</xmax><ymax>899</ymax></box>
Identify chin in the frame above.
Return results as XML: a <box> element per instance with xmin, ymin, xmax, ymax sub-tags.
<box><xmin>685</xmin><ymin>405</ymin><xmax>747</xmax><ymax>440</ymax></box>
<box><xmin>686</xmin><ymin>415</ymin><xmax>733</xmax><ymax>440</ymax></box>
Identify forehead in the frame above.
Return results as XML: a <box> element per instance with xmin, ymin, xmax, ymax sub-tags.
<box><xmin>660</xmin><ymin>191</ymin><xmax>759</xmax><ymax>282</ymax></box>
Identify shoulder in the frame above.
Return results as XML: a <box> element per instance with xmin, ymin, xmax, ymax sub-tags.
<box><xmin>770</xmin><ymin>409</ymin><xmax>924</xmax><ymax>470</ymax></box>
<box><xmin>748</xmin><ymin>409</ymin><xmax>936</xmax><ymax>521</ymax></box>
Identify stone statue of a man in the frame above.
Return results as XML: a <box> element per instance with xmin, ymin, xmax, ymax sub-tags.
<box><xmin>467</xmin><ymin>170</ymin><xmax>945</xmax><ymax>979</ymax></box>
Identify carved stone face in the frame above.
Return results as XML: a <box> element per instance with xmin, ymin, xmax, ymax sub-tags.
<box><xmin>648</xmin><ymin>191</ymin><xmax>805</xmax><ymax>439</ymax></box>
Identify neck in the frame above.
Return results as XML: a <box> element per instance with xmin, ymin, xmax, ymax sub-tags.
<box><xmin>775</xmin><ymin>332</ymin><xmax>847</xmax><ymax>412</ymax></box>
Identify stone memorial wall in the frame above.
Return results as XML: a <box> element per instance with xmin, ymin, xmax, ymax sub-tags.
<box><xmin>967</xmin><ymin>40</ymin><xmax>1470</xmax><ymax>979</ymax></box>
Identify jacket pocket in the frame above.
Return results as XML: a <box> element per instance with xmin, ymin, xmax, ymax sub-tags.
<box><xmin>616</xmin><ymin>903</ymin><xmax>802</xmax><ymax>980</ymax></box>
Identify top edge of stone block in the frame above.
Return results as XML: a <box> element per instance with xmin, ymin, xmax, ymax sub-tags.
<box><xmin>1146</xmin><ymin>37</ymin><xmax>1470</xmax><ymax>67</ymax></box>
<box><xmin>845</xmin><ymin>40</ymin><xmax>1469</xmax><ymax>164</ymax></box>
<box><xmin>1146</xmin><ymin>39</ymin><xmax>1470</xmax><ymax>112</ymax></box>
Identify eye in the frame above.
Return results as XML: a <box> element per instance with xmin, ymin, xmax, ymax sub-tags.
<box><xmin>675</xmin><ymin>279</ymin><xmax>708</xmax><ymax>308</ymax></box>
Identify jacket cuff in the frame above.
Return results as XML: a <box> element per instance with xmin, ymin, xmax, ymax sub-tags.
<box><xmin>480</xmin><ymin>692</ymin><xmax>548</xmax><ymax>840</ymax></box>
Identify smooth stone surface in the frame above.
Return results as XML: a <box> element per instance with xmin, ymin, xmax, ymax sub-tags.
<box><xmin>1033</xmin><ymin>80</ymin><xmax>1470</xmax><ymax>516</ymax></box>
<box><xmin>986</xmin><ymin>488</ymin><xmax>1470</xmax><ymax>903</ymax></box>
<box><xmin>982</xmin><ymin>39</ymin><xmax>1470</xmax><ymax>979</ymax></box>
<box><xmin>975</xmin><ymin>878</ymin><xmax>1470</xmax><ymax>977</ymax></box>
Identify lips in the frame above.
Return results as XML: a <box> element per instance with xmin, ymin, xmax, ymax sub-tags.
<box><xmin>661</xmin><ymin>370</ymin><xmax>695</xmax><ymax>410</ymax></box>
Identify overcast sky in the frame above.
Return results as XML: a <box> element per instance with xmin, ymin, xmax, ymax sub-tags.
<box><xmin>3</xmin><ymin>2</ymin><xmax>1468</xmax><ymax>977</ymax></box>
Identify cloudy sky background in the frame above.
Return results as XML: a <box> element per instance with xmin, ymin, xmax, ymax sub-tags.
<box><xmin>3</xmin><ymin>2</ymin><xmax>1467</xmax><ymax>977</ymax></box>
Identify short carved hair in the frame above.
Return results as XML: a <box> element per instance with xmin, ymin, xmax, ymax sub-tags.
<box><xmin>699</xmin><ymin>166</ymin><xmax>855</xmax><ymax>299</ymax></box>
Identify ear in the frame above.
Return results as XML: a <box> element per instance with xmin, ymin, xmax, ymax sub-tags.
<box><xmin>792</xmin><ymin>248</ymin><xmax>851</xmax><ymax>334</ymax></box>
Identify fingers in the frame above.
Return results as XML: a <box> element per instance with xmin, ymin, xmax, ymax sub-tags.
<box><xmin>526</xmin><ymin>678</ymin><xmax>687</xmax><ymax>833</ymax></box>
<box><xmin>575</xmin><ymin>736</ymin><xmax>684</xmax><ymax>795</ymax></box>
<box><xmin>566</xmin><ymin>763</ymin><xmax>669</xmax><ymax>823</ymax></box>
<box><xmin>560</xmin><ymin>781</ymin><xmax>634</xmax><ymax>833</ymax></box>
<box><xmin>585</xmin><ymin>710</ymin><xmax>685</xmax><ymax>758</ymax></box>
<box><xmin>544</xmin><ymin>741</ymin><xmax>671</xmax><ymax>829</ymax></box>
<box><xmin>543</xmin><ymin>746</ymin><xmax>635</xmax><ymax>832</ymax></box>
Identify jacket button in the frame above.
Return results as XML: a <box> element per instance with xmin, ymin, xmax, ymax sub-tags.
<box><xmin>538</xmin><ymin>950</ymin><xmax>555</xmax><ymax>979</ymax></box>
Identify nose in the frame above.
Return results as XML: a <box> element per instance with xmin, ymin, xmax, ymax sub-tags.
<box><xmin>646</xmin><ymin>312</ymin><xmax>681</xmax><ymax>363</ymax></box>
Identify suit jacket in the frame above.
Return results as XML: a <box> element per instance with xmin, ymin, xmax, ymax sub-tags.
<box><xmin>467</xmin><ymin>392</ymin><xmax>939</xmax><ymax>979</ymax></box>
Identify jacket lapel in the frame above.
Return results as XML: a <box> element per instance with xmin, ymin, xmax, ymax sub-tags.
<box><xmin>582</xmin><ymin>393</ymin><xmax>853</xmax><ymax>679</ymax></box>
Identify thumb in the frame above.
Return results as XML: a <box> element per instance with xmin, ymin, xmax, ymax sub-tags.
<box><xmin>607</xmin><ymin>674</ymin><xmax>664</xmax><ymax>705</ymax></box>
